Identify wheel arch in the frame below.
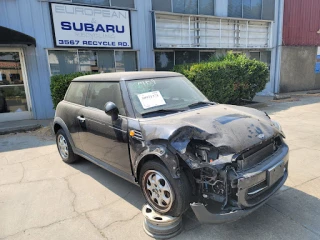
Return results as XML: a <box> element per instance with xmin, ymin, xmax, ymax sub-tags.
<box><xmin>53</xmin><ymin>117</ymin><xmax>75</xmax><ymax>150</ymax></box>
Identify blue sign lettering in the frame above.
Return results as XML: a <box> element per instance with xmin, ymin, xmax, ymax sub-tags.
<box><xmin>60</xmin><ymin>22</ymin><xmax>125</xmax><ymax>33</ymax></box>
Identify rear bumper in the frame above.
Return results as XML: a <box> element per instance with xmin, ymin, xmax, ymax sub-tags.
<box><xmin>190</xmin><ymin>144</ymin><xmax>289</xmax><ymax>224</ymax></box>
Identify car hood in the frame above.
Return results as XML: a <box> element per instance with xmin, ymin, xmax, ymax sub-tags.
<box><xmin>139</xmin><ymin>104</ymin><xmax>279</xmax><ymax>154</ymax></box>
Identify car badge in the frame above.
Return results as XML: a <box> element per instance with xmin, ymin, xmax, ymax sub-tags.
<box><xmin>258</xmin><ymin>134</ymin><xmax>265</xmax><ymax>140</ymax></box>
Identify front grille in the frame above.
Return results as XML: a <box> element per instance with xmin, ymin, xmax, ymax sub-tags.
<box><xmin>236</xmin><ymin>137</ymin><xmax>282</xmax><ymax>171</ymax></box>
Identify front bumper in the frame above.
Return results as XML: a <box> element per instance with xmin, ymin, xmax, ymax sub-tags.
<box><xmin>190</xmin><ymin>143</ymin><xmax>289</xmax><ymax>224</ymax></box>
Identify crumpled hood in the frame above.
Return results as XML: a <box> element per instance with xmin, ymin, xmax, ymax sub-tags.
<box><xmin>139</xmin><ymin>104</ymin><xmax>279</xmax><ymax>154</ymax></box>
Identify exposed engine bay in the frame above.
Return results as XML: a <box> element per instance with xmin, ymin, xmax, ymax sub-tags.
<box><xmin>179</xmin><ymin>135</ymin><xmax>285</xmax><ymax>212</ymax></box>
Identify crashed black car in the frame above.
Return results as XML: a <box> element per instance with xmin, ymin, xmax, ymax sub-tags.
<box><xmin>53</xmin><ymin>72</ymin><xmax>289</xmax><ymax>223</ymax></box>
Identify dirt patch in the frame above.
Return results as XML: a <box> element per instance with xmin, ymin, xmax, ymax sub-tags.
<box><xmin>28</xmin><ymin>126</ymin><xmax>55</xmax><ymax>140</ymax></box>
<box><xmin>271</xmin><ymin>98</ymin><xmax>300</xmax><ymax>103</ymax></box>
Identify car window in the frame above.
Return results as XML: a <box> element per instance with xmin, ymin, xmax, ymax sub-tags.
<box><xmin>65</xmin><ymin>82</ymin><xmax>89</xmax><ymax>105</ymax></box>
<box><xmin>126</xmin><ymin>76</ymin><xmax>208</xmax><ymax>117</ymax></box>
<box><xmin>86</xmin><ymin>82</ymin><xmax>126</xmax><ymax>116</ymax></box>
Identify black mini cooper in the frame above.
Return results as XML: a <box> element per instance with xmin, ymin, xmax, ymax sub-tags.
<box><xmin>53</xmin><ymin>72</ymin><xmax>289</xmax><ymax>223</ymax></box>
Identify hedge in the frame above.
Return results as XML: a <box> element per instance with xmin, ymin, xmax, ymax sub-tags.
<box><xmin>50</xmin><ymin>72</ymin><xmax>96</xmax><ymax>109</ymax></box>
<box><xmin>173</xmin><ymin>52</ymin><xmax>269</xmax><ymax>104</ymax></box>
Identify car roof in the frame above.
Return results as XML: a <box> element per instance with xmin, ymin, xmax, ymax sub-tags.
<box><xmin>72</xmin><ymin>71</ymin><xmax>182</xmax><ymax>82</ymax></box>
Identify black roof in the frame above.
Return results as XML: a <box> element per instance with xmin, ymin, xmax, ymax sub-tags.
<box><xmin>72</xmin><ymin>71</ymin><xmax>182</xmax><ymax>82</ymax></box>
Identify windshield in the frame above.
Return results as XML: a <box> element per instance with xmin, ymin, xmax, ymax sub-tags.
<box><xmin>126</xmin><ymin>76</ymin><xmax>209</xmax><ymax>117</ymax></box>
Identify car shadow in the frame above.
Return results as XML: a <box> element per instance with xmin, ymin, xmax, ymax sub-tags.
<box><xmin>70</xmin><ymin>158</ymin><xmax>320</xmax><ymax>239</ymax></box>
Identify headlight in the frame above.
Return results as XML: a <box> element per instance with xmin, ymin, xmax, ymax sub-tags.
<box><xmin>272</xmin><ymin>120</ymin><xmax>285</xmax><ymax>138</ymax></box>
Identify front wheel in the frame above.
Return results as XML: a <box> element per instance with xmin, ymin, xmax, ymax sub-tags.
<box><xmin>56</xmin><ymin>129</ymin><xmax>79</xmax><ymax>164</ymax></box>
<box><xmin>139</xmin><ymin>160</ymin><xmax>191</xmax><ymax>217</ymax></box>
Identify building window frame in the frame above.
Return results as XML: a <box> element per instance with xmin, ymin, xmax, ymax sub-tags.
<box><xmin>44</xmin><ymin>0</ymin><xmax>136</xmax><ymax>10</ymax></box>
<box><xmin>46</xmin><ymin>48</ymin><xmax>139</xmax><ymax>76</ymax></box>
<box><xmin>154</xmin><ymin>49</ymin><xmax>216</xmax><ymax>70</ymax></box>
<box><xmin>228</xmin><ymin>0</ymin><xmax>274</xmax><ymax>20</ymax></box>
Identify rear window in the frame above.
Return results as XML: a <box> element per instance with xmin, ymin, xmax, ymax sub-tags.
<box><xmin>65</xmin><ymin>82</ymin><xmax>89</xmax><ymax>105</ymax></box>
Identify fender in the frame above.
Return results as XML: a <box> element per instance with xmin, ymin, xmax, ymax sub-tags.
<box><xmin>134</xmin><ymin>143</ymin><xmax>180</xmax><ymax>180</ymax></box>
<box><xmin>53</xmin><ymin>117</ymin><xmax>76</xmax><ymax>150</ymax></box>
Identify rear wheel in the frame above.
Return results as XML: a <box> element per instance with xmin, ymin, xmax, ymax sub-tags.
<box><xmin>139</xmin><ymin>160</ymin><xmax>191</xmax><ymax>217</ymax></box>
<box><xmin>56</xmin><ymin>129</ymin><xmax>79</xmax><ymax>164</ymax></box>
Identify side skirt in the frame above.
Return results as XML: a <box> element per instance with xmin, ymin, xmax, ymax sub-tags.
<box><xmin>74</xmin><ymin>148</ymin><xmax>138</xmax><ymax>186</ymax></box>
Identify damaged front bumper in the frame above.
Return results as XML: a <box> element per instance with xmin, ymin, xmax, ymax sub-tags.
<box><xmin>190</xmin><ymin>143</ymin><xmax>289</xmax><ymax>224</ymax></box>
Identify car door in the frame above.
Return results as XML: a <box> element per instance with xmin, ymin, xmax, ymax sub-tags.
<box><xmin>63</xmin><ymin>82</ymin><xmax>89</xmax><ymax>151</ymax></box>
<box><xmin>78</xmin><ymin>82</ymin><xmax>132</xmax><ymax>174</ymax></box>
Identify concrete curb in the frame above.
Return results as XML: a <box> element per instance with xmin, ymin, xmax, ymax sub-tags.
<box><xmin>244</xmin><ymin>102</ymin><xmax>269</xmax><ymax>109</ymax></box>
<box><xmin>0</xmin><ymin>124</ymin><xmax>41</xmax><ymax>135</ymax></box>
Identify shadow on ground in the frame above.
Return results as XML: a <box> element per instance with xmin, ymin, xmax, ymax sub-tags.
<box><xmin>70</xmin><ymin>158</ymin><xmax>320</xmax><ymax>240</ymax></box>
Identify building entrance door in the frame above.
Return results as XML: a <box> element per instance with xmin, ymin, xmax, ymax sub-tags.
<box><xmin>0</xmin><ymin>48</ymin><xmax>32</xmax><ymax>123</ymax></box>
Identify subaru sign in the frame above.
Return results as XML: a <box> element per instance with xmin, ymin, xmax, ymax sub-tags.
<box><xmin>50</xmin><ymin>3</ymin><xmax>131</xmax><ymax>48</ymax></box>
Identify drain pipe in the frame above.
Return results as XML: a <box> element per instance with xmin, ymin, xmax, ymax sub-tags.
<box><xmin>274</xmin><ymin>0</ymin><xmax>285</xmax><ymax>94</ymax></box>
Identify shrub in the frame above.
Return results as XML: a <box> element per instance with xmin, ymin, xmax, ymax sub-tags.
<box><xmin>173</xmin><ymin>52</ymin><xmax>269</xmax><ymax>104</ymax></box>
<box><xmin>50</xmin><ymin>72</ymin><xmax>95</xmax><ymax>109</ymax></box>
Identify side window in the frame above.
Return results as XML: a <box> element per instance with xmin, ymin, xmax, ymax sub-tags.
<box><xmin>65</xmin><ymin>82</ymin><xmax>89</xmax><ymax>105</ymax></box>
<box><xmin>86</xmin><ymin>82</ymin><xmax>126</xmax><ymax>116</ymax></box>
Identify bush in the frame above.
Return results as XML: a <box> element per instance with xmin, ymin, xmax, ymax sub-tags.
<box><xmin>173</xmin><ymin>52</ymin><xmax>269</xmax><ymax>104</ymax></box>
<box><xmin>50</xmin><ymin>72</ymin><xmax>95</xmax><ymax>109</ymax></box>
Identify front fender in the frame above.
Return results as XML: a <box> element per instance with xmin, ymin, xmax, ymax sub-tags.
<box><xmin>134</xmin><ymin>144</ymin><xmax>180</xmax><ymax>179</ymax></box>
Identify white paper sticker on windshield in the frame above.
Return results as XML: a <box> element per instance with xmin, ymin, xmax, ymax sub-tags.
<box><xmin>137</xmin><ymin>91</ymin><xmax>166</xmax><ymax>109</ymax></box>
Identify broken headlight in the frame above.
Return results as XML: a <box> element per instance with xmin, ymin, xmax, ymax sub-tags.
<box><xmin>195</xmin><ymin>144</ymin><xmax>219</xmax><ymax>163</ymax></box>
<box><xmin>272</xmin><ymin>120</ymin><xmax>286</xmax><ymax>138</ymax></box>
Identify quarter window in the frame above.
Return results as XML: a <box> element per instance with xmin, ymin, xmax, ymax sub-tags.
<box><xmin>65</xmin><ymin>82</ymin><xmax>89</xmax><ymax>105</ymax></box>
<box><xmin>86</xmin><ymin>82</ymin><xmax>126</xmax><ymax>115</ymax></box>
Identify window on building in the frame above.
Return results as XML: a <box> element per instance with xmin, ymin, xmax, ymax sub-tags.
<box><xmin>111</xmin><ymin>0</ymin><xmax>134</xmax><ymax>8</ymax></box>
<box><xmin>249</xmin><ymin>51</ymin><xmax>260</xmax><ymax>60</ymax></box>
<box><xmin>71</xmin><ymin>0</ymin><xmax>134</xmax><ymax>8</ymax></box>
<box><xmin>243</xmin><ymin>0</ymin><xmax>262</xmax><ymax>19</ymax></box>
<box><xmin>152</xmin><ymin>0</ymin><xmax>172</xmax><ymax>11</ymax></box>
<box><xmin>228</xmin><ymin>0</ymin><xmax>275</xmax><ymax>20</ymax></box>
<box><xmin>199</xmin><ymin>0</ymin><xmax>214</xmax><ymax>15</ymax></box>
<box><xmin>96</xmin><ymin>51</ymin><xmax>115</xmax><ymax>72</ymax></box>
<box><xmin>155</xmin><ymin>52</ymin><xmax>174</xmax><ymax>71</ymax></box>
<box><xmin>86</xmin><ymin>82</ymin><xmax>126</xmax><ymax>115</ymax></box>
<box><xmin>228</xmin><ymin>0</ymin><xmax>242</xmax><ymax>18</ymax></box>
<box><xmin>262</xmin><ymin>0</ymin><xmax>275</xmax><ymax>20</ymax></box>
<box><xmin>48</xmin><ymin>50</ymin><xmax>79</xmax><ymax>75</ymax></box>
<box><xmin>65</xmin><ymin>82</ymin><xmax>89</xmax><ymax>105</ymax></box>
<box><xmin>78</xmin><ymin>50</ymin><xmax>98</xmax><ymax>72</ymax></box>
<box><xmin>115</xmin><ymin>51</ymin><xmax>138</xmax><ymax>72</ymax></box>
<box><xmin>153</xmin><ymin>0</ymin><xmax>214</xmax><ymax>16</ymax></box>
<box><xmin>175</xmin><ymin>51</ymin><xmax>199</xmax><ymax>65</ymax></box>
<box><xmin>48</xmin><ymin>50</ymin><xmax>137</xmax><ymax>75</ymax></box>
<box><xmin>72</xmin><ymin>0</ymin><xmax>110</xmax><ymax>6</ymax></box>
<box><xmin>200</xmin><ymin>52</ymin><xmax>215</xmax><ymax>61</ymax></box>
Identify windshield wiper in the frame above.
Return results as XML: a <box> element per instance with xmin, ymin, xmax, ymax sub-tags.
<box><xmin>141</xmin><ymin>108</ymin><xmax>183</xmax><ymax>117</ymax></box>
<box><xmin>187</xmin><ymin>101</ymin><xmax>215</xmax><ymax>108</ymax></box>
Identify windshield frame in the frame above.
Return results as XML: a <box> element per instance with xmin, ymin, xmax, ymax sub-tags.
<box><xmin>125</xmin><ymin>76</ymin><xmax>210</xmax><ymax>118</ymax></box>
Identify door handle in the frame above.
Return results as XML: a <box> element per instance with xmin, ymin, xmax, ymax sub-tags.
<box><xmin>77</xmin><ymin>116</ymin><xmax>86</xmax><ymax>122</ymax></box>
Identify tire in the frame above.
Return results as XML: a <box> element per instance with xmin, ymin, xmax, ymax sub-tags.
<box><xmin>139</xmin><ymin>160</ymin><xmax>191</xmax><ymax>217</ymax></box>
<box><xmin>56</xmin><ymin>129</ymin><xmax>79</xmax><ymax>164</ymax></box>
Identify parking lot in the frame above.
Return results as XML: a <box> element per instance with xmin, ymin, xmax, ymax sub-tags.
<box><xmin>1</xmin><ymin>95</ymin><xmax>320</xmax><ymax>240</ymax></box>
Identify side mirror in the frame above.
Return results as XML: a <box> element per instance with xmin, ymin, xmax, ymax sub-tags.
<box><xmin>104</xmin><ymin>102</ymin><xmax>119</xmax><ymax>121</ymax></box>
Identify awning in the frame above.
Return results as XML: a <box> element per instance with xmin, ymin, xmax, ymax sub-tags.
<box><xmin>0</xmin><ymin>26</ymin><xmax>36</xmax><ymax>46</ymax></box>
